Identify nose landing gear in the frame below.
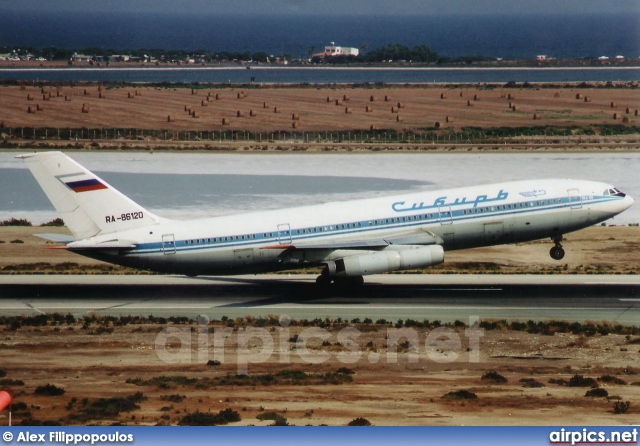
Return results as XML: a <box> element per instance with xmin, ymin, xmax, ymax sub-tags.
<box><xmin>549</xmin><ymin>236</ymin><xmax>565</xmax><ymax>260</ymax></box>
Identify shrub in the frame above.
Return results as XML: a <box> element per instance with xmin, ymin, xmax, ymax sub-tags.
<box><xmin>39</xmin><ymin>218</ymin><xmax>64</xmax><ymax>227</ymax></box>
<box><xmin>160</xmin><ymin>394</ymin><xmax>186</xmax><ymax>403</ymax></box>
<box><xmin>613</xmin><ymin>401</ymin><xmax>630</xmax><ymax>414</ymax></box>
<box><xmin>549</xmin><ymin>378</ymin><xmax>568</xmax><ymax>386</ymax></box>
<box><xmin>0</xmin><ymin>218</ymin><xmax>32</xmax><ymax>226</ymax></box>
<box><xmin>179</xmin><ymin>410</ymin><xmax>226</xmax><ymax>426</ymax></box>
<box><xmin>12</xmin><ymin>401</ymin><xmax>28</xmax><ymax>411</ymax></box>
<box><xmin>598</xmin><ymin>375</ymin><xmax>627</xmax><ymax>385</ymax></box>
<box><xmin>218</xmin><ymin>408</ymin><xmax>241</xmax><ymax>423</ymax></box>
<box><xmin>481</xmin><ymin>371</ymin><xmax>507</xmax><ymax>383</ymax></box>
<box><xmin>442</xmin><ymin>390</ymin><xmax>477</xmax><ymax>400</ymax></box>
<box><xmin>83</xmin><ymin>397</ymin><xmax>140</xmax><ymax>417</ymax></box>
<box><xmin>34</xmin><ymin>384</ymin><xmax>65</xmax><ymax>396</ymax></box>
<box><xmin>348</xmin><ymin>417</ymin><xmax>372</xmax><ymax>426</ymax></box>
<box><xmin>256</xmin><ymin>411</ymin><xmax>283</xmax><ymax>421</ymax></box>
<box><xmin>567</xmin><ymin>374</ymin><xmax>598</xmax><ymax>388</ymax></box>
<box><xmin>127</xmin><ymin>391</ymin><xmax>147</xmax><ymax>403</ymax></box>
<box><xmin>18</xmin><ymin>419</ymin><xmax>61</xmax><ymax>426</ymax></box>
<box><xmin>255</xmin><ymin>411</ymin><xmax>287</xmax><ymax>425</ymax></box>
<box><xmin>0</xmin><ymin>378</ymin><xmax>25</xmax><ymax>386</ymax></box>
<box><xmin>585</xmin><ymin>388</ymin><xmax>608</xmax><ymax>398</ymax></box>
<box><xmin>520</xmin><ymin>378</ymin><xmax>545</xmax><ymax>388</ymax></box>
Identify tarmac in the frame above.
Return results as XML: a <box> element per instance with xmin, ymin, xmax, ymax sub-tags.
<box><xmin>1</xmin><ymin>274</ymin><xmax>638</xmax><ymax>324</ymax></box>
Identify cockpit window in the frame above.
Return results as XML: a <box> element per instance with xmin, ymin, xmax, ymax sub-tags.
<box><xmin>605</xmin><ymin>187</ymin><xmax>626</xmax><ymax>197</ymax></box>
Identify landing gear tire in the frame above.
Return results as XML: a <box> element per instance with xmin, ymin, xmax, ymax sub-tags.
<box><xmin>316</xmin><ymin>274</ymin><xmax>332</xmax><ymax>286</ymax></box>
<box><xmin>550</xmin><ymin>246</ymin><xmax>565</xmax><ymax>260</ymax></box>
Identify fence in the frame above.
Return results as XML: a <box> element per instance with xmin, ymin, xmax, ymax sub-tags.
<box><xmin>1</xmin><ymin>127</ymin><xmax>638</xmax><ymax>146</ymax></box>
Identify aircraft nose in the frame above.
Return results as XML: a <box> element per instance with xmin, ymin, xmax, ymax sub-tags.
<box><xmin>617</xmin><ymin>193</ymin><xmax>634</xmax><ymax>214</ymax></box>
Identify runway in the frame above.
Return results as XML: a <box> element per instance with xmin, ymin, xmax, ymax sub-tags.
<box><xmin>1</xmin><ymin>274</ymin><xmax>639</xmax><ymax>324</ymax></box>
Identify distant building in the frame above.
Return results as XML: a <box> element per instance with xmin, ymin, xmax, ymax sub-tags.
<box><xmin>598</xmin><ymin>56</ymin><xmax>610</xmax><ymax>60</ymax></box>
<box><xmin>314</xmin><ymin>42</ymin><xmax>359</xmax><ymax>58</ymax></box>
<box><xmin>109</xmin><ymin>55</ymin><xmax>132</xmax><ymax>62</ymax></box>
<box><xmin>536</xmin><ymin>55</ymin><xmax>547</xmax><ymax>61</ymax></box>
<box><xmin>615</xmin><ymin>55</ymin><xmax>624</xmax><ymax>60</ymax></box>
<box><xmin>71</xmin><ymin>53</ymin><xmax>93</xmax><ymax>62</ymax></box>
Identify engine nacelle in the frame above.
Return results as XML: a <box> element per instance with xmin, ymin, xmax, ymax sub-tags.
<box><xmin>326</xmin><ymin>245</ymin><xmax>444</xmax><ymax>277</ymax></box>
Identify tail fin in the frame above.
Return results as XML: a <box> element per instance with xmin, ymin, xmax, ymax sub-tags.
<box><xmin>18</xmin><ymin>151</ymin><xmax>161</xmax><ymax>240</ymax></box>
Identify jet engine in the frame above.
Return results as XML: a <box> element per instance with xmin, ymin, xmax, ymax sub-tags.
<box><xmin>325</xmin><ymin>245</ymin><xmax>444</xmax><ymax>277</ymax></box>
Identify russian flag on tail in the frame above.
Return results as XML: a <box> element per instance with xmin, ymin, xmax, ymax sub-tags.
<box><xmin>58</xmin><ymin>173</ymin><xmax>108</xmax><ymax>193</ymax></box>
<box><xmin>65</xmin><ymin>178</ymin><xmax>108</xmax><ymax>193</ymax></box>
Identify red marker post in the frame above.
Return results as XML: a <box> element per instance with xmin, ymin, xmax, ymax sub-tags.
<box><xmin>0</xmin><ymin>389</ymin><xmax>12</xmax><ymax>426</ymax></box>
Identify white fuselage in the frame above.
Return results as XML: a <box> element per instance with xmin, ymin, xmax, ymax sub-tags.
<box><xmin>73</xmin><ymin>178</ymin><xmax>633</xmax><ymax>276</ymax></box>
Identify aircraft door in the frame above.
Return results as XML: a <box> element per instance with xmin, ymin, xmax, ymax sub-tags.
<box><xmin>568</xmin><ymin>188</ymin><xmax>582</xmax><ymax>209</ymax></box>
<box><xmin>162</xmin><ymin>234</ymin><xmax>176</xmax><ymax>255</ymax></box>
<box><xmin>438</xmin><ymin>205</ymin><xmax>453</xmax><ymax>225</ymax></box>
<box><xmin>278</xmin><ymin>223</ymin><xmax>292</xmax><ymax>244</ymax></box>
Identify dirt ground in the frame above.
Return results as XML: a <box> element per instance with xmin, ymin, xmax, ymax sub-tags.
<box><xmin>0</xmin><ymin>320</ymin><xmax>639</xmax><ymax>426</ymax></box>
<box><xmin>1</xmin><ymin>225</ymin><xmax>638</xmax><ymax>274</ymax></box>
<box><xmin>0</xmin><ymin>84</ymin><xmax>638</xmax><ymax>134</ymax></box>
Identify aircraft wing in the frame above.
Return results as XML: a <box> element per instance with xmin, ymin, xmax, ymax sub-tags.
<box><xmin>276</xmin><ymin>230</ymin><xmax>441</xmax><ymax>251</ymax></box>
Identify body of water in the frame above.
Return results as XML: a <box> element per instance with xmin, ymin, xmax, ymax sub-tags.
<box><xmin>1</xmin><ymin>152</ymin><xmax>638</xmax><ymax>225</ymax></box>
<box><xmin>0</xmin><ymin>66</ymin><xmax>638</xmax><ymax>84</ymax></box>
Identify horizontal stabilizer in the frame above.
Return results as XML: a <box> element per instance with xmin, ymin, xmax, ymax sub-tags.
<box><xmin>67</xmin><ymin>239</ymin><xmax>137</xmax><ymax>251</ymax></box>
<box><xmin>34</xmin><ymin>233</ymin><xmax>76</xmax><ymax>244</ymax></box>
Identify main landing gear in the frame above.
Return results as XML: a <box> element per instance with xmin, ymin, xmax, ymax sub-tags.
<box><xmin>316</xmin><ymin>269</ymin><xmax>364</xmax><ymax>287</ymax></box>
<box><xmin>549</xmin><ymin>236</ymin><xmax>565</xmax><ymax>260</ymax></box>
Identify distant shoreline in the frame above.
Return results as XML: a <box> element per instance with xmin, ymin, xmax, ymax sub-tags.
<box><xmin>2</xmin><ymin>60</ymin><xmax>639</xmax><ymax>70</ymax></box>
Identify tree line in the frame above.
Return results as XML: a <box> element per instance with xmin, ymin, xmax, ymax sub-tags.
<box><xmin>3</xmin><ymin>44</ymin><xmax>497</xmax><ymax>65</ymax></box>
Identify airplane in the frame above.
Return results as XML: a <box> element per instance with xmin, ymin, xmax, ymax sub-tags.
<box><xmin>18</xmin><ymin>151</ymin><xmax>633</xmax><ymax>286</ymax></box>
